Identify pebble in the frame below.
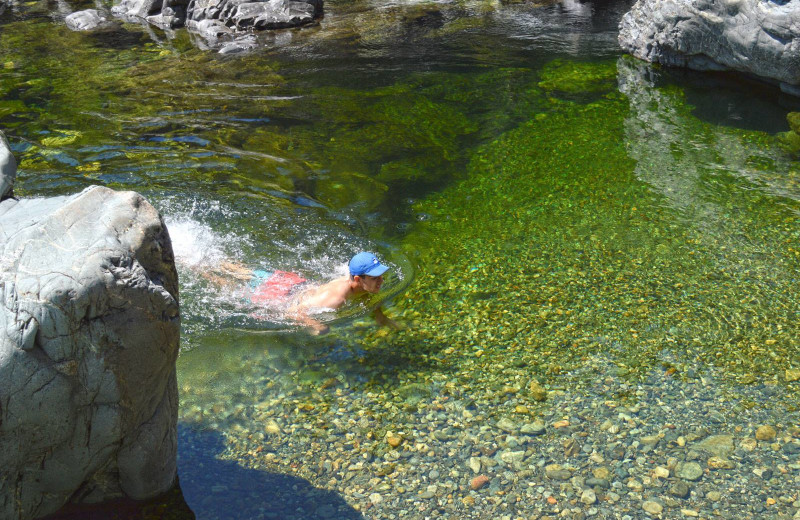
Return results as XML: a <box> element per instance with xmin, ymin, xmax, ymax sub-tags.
<box><xmin>756</xmin><ymin>425</ymin><xmax>777</xmax><ymax>441</ymax></box>
<box><xmin>581</xmin><ymin>489</ymin><xmax>597</xmax><ymax>505</ymax></box>
<box><xmin>497</xmin><ymin>418</ymin><xmax>517</xmax><ymax>433</ymax></box>
<box><xmin>385</xmin><ymin>431</ymin><xmax>403</xmax><ymax>448</ymax></box>
<box><xmin>520</xmin><ymin>421</ymin><xmax>546</xmax><ymax>435</ymax></box>
<box><xmin>786</xmin><ymin>369</ymin><xmax>800</xmax><ymax>382</ymax></box>
<box><xmin>669</xmin><ymin>480</ymin><xmax>690</xmax><ymax>498</ymax></box>
<box><xmin>468</xmin><ymin>457</ymin><xmax>481</xmax><ymax>474</ymax></box>
<box><xmin>470</xmin><ymin>475</ymin><xmax>490</xmax><ymax>491</ymax></box>
<box><xmin>707</xmin><ymin>456</ymin><xmax>735</xmax><ymax>470</ymax></box>
<box><xmin>642</xmin><ymin>500</ymin><xmax>663</xmax><ymax>515</ymax></box>
<box><xmin>653</xmin><ymin>466</ymin><xmax>670</xmax><ymax>478</ymax></box>
<box><xmin>545</xmin><ymin>464</ymin><xmax>571</xmax><ymax>481</ymax></box>
<box><xmin>529</xmin><ymin>381</ymin><xmax>548</xmax><ymax>401</ymax></box>
<box><xmin>265</xmin><ymin>420</ymin><xmax>281</xmax><ymax>435</ymax></box>
<box><xmin>695</xmin><ymin>434</ymin><xmax>735</xmax><ymax>458</ymax></box>
<box><xmin>676</xmin><ymin>462</ymin><xmax>704</xmax><ymax>481</ymax></box>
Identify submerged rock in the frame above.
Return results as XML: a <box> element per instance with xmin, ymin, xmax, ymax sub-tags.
<box><xmin>619</xmin><ymin>0</ymin><xmax>800</xmax><ymax>95</ymax></box>
<box><xmin>0</xmin><ymin>143</ymin><xmax>180</xmax><ymax>519</ymax></box>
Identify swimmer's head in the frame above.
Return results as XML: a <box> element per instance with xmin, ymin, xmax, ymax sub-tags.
<box><xmin>349</xmin><ymin>252</ymin><xmax>389</xmax><ymax>277</ymax></box>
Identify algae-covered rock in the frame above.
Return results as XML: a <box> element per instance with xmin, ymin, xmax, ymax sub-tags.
<box><xmin>788</xmin><ymin>112</ymin><xmax>800</xmax><ymax>135</ymax></box>
<box><xmin>538</xmin><ymin>59</ymin><xmax>617</xmax><ymax>94</ymax></box>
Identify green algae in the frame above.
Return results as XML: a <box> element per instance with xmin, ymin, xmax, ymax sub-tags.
<box><xmin>537</xmin><ymin>59</ymin><xmax>618</xmax><ymax>94</ymax></box>
<box><xmin>337</xmin><ymin>60</ymin><xmax>800</xmax><ymax>397</ymax></box>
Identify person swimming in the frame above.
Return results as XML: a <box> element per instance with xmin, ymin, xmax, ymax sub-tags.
<box><xmin>287</xmin><ymin>252</ymin><xmax>399</xmax><ymax>335</ymax></box>
<box><xmin>202</xmin><ymin>252</ymin><xmax>399</xmax><ymax>335</ymax></box>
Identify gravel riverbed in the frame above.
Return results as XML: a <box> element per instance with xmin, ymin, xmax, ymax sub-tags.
<box><xmin>178</xmin><ymin>345</ymin><xmax>800</xmax><ymax>520</ymax></box>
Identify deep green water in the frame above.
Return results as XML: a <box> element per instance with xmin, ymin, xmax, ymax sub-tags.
<box><xmin>2</xmin><ymin>0</ymin><xmax>800</xmax><ymax>517</ymax></box>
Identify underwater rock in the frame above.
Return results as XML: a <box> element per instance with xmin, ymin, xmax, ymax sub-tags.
<box><xmin>0</xmin><ymin>130</ymin><xmax>15</xmax><ymax>201</ymax></box>
<box><xmin>65</xmin><ymin>9</ymin><xmax>115</xmax><ymax>31</ymax></box>
<box><xmin>619</xmin><ymin>0</ymin><xmax>800</xmax><ymax>95</ymax></box>
<box><xmin>0</xmin><ymin>180</ymin><xmax>180</xmax><ymax>519</ymax></box>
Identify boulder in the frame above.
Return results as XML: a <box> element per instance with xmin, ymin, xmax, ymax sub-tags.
<box><xmin>109</xmin><ymin>0</ymin><xmax>322</xmax><ymax>41</ymax></box>
<box><xmin>0</xmin><ymin>130</ymin><xmax>15</xmax><ymax>201</ymax></box>
<box><xmin>619</xmin><ymin>0</ymin><xmax>800</xmax><ymax>95</ymax></box>
<box><xmin>186</xmin><ymin>0</ymin><xmax>322</xmax><ymax>31</ymax></box>
<box><xmin>0</xmin><ymin>176</ymin><xmax>180</xmax><ymax>518</ymax></box>
<box><xmin>64</xmin><ymin>9</ymin><xmax>115</xmax><ymax>31</ymax></box>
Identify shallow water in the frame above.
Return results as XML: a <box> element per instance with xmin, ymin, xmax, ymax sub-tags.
<box><xmin>2</xmin><ymin>0</ymin><xmax>800</xmax><ymax>517</ymax></box>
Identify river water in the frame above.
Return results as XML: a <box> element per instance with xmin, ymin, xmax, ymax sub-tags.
<box><xmin>2</xmin><ymin>0</ymin><xmax>799</xmax><ymax>518</ymax></box>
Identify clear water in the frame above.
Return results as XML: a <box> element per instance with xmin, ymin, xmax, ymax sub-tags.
<box><xmin>2</xmin><ymin>0</ymin><xmax>799</xmax><ymax>517</ymax></box>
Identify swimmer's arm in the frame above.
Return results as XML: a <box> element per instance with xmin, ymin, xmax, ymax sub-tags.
<box><xmin>218</xmin><ymin>261</ymin><xmax>253</xmax><ymax>280</ymax></box>
<box><xmin>290</xmin><ymin>310</ymin><xmax>329</xmax><ymax>335</ymax></box>
<box><xmin>373</xmin><ymin>306</ymin><xmax>402</xmax><ymax>330</ymax></box>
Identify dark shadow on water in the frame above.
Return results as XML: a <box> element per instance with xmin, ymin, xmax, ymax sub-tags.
<box><xmin>178</xmin><ymin>424</ymin><xmax>364</xmax><ymax>520</ymax></box>
<box><xmin>44</xmin><ymin>423</ymin><xmax>362</xmax><ymax>520</ymax></box>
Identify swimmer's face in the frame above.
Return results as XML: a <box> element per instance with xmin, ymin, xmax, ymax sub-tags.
<box><xmin>358</xmin><ymin>274</ymin><xmax>384</xmax><ymax>293</ymax></box>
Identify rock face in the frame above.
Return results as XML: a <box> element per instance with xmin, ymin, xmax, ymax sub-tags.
<box><xmin>1</xmin><ymin>135</ymin><xmax>180</xmax><ymax>519</ymax></box>
<box><xmin>619</xmin><ymin>0</ymin><xmax>800</xmax><ymax>95</ymax></box>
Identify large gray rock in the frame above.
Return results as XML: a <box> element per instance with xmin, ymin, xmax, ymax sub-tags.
<box><xmin>619</xmin><ymin>0</ymin><xmax>800</xmax><ymax>95</ymax></box>
<box><xmin>107</xmin><ymin>0</ymin><xmax>322</xmax><ymax>39</ymax></box>
<box><xmin>65</xmin><ymin>9</ymin><xmax>115</xmax><ymax>31</ymax></box>
<box><xmin>187</xmin><ymin>0</ymin><xmax>322</xmax><ymax>30</ymax></box>
<box><xmin>0</xmin><ymin>130</ymin><xmax>15</xmax><ymax>202</ymax></box>
<box><xmin>0</xmin><ymin>183</ymin><xmax>180</xmax><ymax>519</ymax></box>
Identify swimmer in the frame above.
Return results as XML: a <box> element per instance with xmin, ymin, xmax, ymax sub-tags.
<box><xmin>288</xmin><ymin>252</ymin><xmax>400</xmax><ymax>335</ymax></box>
<box><xmin>198</xmin><ymin>252</ymin><xmax>400</xmax><ymax>335</ymax></box>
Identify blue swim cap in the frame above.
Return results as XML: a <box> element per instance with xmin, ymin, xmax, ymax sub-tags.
<box><xmin>349</xmin><ymin>252</ymin><xmax>389</xmax><ymax>277</ymax></box>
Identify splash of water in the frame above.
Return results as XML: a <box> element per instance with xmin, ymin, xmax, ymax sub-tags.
<box><xmin>158</xmin><ymin>196</ymin><xmax>410</xmax><ymax>341</ymax></box>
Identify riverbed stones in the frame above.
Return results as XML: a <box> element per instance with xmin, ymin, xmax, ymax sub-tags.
<box><xmin>786</xmin><ymin>368</ymin><xmax>800</xmax><ymax>382</ymax></box>
<box><xmin>618</xmin><ymin>0</ymin><xmax>800</xmax><ymax>95</ymax></box>
<box><xmin>0</xmin><ymin>184</ymin><xmax>180</xmax><ymax>519</ymax></box>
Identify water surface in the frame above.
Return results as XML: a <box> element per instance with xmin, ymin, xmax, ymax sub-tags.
<box><xmin>2</xmin><ymin>0</ymin><xmax>799</xmax><ymax>517</ymax></box>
